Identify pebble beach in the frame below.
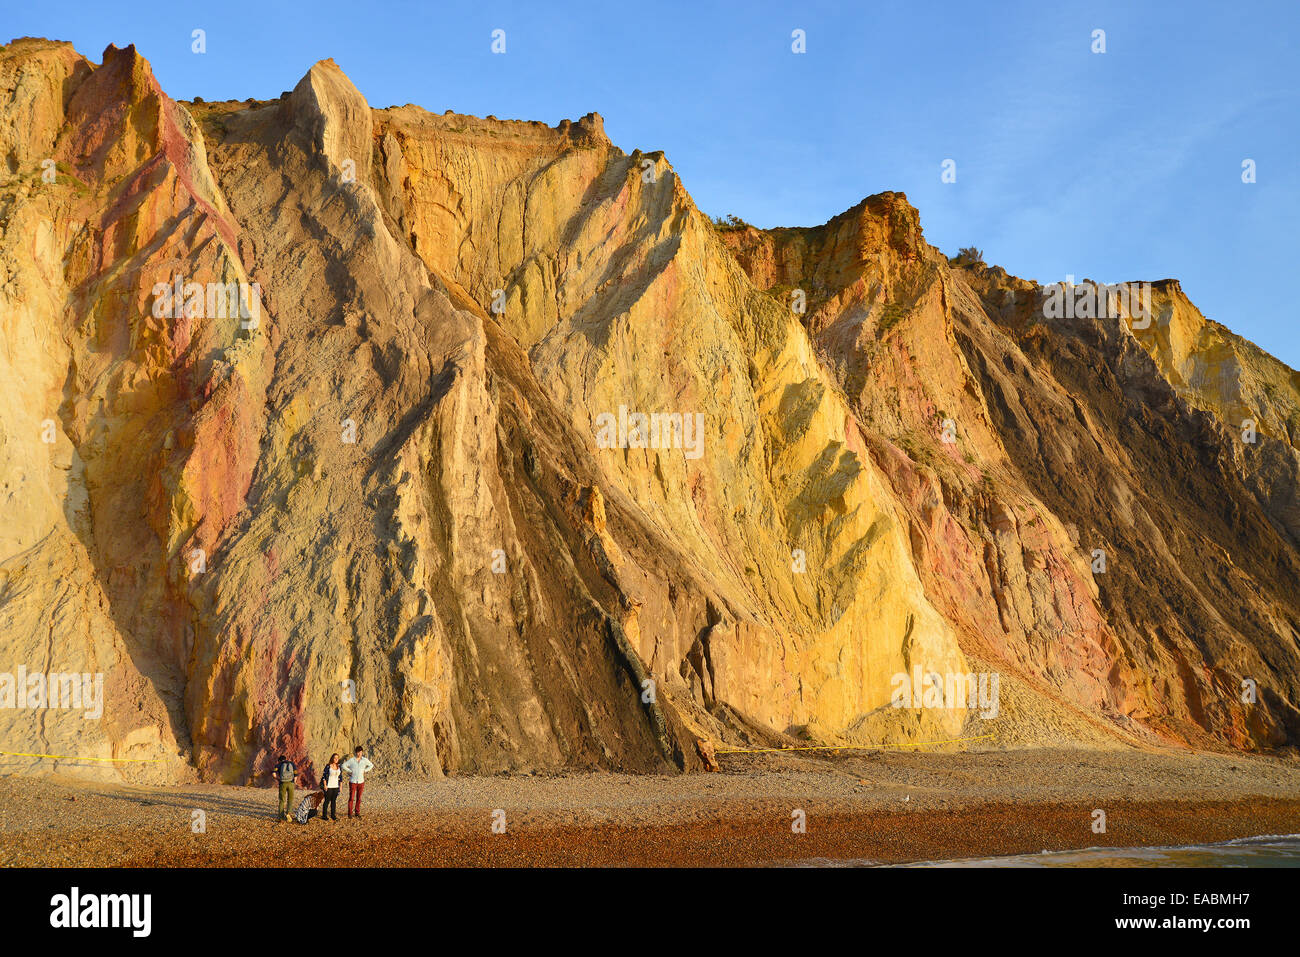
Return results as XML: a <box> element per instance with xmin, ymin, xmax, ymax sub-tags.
<box><xmin>3</xmin><ymin>746</ymin><xmax>1299</xmax><ymax>867</ymax></box>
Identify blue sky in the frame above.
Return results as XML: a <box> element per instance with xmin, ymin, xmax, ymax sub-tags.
<box><xmin>10</xmin><ymin>0</ymin><xmax>1298</xmax><ymax>365</ymax></box>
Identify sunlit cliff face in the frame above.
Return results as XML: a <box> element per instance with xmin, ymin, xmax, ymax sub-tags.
<box><xmin>0</xmin><ymin>38</ymin><xmax>1296</xmax><ymax>783</ymax></box>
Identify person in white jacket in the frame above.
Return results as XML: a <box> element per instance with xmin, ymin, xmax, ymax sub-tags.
<box><xmin>342</xmin><ymin>746</ymin><xmax>374</xmax><ymax>819</ymax></box>
<box><xmin>319</xmin><ymin>753</ymin><xmax>343</xmax><ymax>821</ymax></box>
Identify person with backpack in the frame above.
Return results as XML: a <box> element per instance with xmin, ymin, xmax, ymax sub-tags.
<box><xmin>342</xmin><ymin>746</ymin><xmax>374</xmax><ymax>819</ymax></box>
<box><xmin>320</xmin><ymin>753</ymin><xmax>343</xmax><ymax>821</ymax></box>
<box><xmin>272</xmin><ymin>755</ymin><xmax>297</xmax><ymax>822</ymax></box>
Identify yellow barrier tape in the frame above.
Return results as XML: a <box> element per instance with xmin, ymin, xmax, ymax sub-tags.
<box><xmin>0</xmin><ymin>749</ymin><xmax>165</xmax><ymax>763</ymax></box>
<box><xmin>716</xmin><ymin>731</ymin><xmax>996</xmax><ymax>755</ymax></box>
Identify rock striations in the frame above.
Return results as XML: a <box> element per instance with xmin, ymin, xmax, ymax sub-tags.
<box><xmin>0</xmin><ymin>39</ymin><xmax>1296</xmax><ymax>783</ymax></box>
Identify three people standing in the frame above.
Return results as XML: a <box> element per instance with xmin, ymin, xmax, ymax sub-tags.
<box><xmin>270</xmin><ymin>747</ymin><xmax>375</xmax><ymax>822</ymax></box>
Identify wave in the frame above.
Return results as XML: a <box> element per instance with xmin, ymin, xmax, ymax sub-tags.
<box><xmin>789</xmin><ymin>834</ymin><xmax>1300</xmax><ymax>868</ymax></box>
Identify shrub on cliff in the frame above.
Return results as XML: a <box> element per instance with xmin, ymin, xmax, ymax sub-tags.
<box><xmin>712</xmin><ymin>214</ymin><xmax>750</xmax><ymax>231</ymax></box>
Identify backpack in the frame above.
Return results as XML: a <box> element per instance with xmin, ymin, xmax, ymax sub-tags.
<box><xmin>278</xmin><ymin>761</ymin><xmax>295</xmax><ymax>782</ymax></box>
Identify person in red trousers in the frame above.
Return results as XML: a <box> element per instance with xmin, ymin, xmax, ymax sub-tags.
<box><xmin>342</xmin><ymin>745</ymin><xmax>374</xmax><ymax>819</ymax></box>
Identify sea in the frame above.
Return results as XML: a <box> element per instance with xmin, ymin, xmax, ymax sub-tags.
<box><xmin>792</xmin><ymin>834</ymin><xmax>1300</xmax><ymax>867</ymax></box>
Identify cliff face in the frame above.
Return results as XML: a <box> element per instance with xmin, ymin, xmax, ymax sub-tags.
<box><xmin>722</xmin><ymin>201</ymin><xmax>1300</xmax><ymax>751</ymax></box>
<box><xmin>0</xmin><ymin>40</ymin><xmax>1295</xmax><ymax>783</ymax></box>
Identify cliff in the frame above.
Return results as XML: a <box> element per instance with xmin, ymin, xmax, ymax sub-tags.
<box><xmin>0</xmin><ymin>39</ymin><xmax>1295</xmax><ymax>783</ymax></box>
